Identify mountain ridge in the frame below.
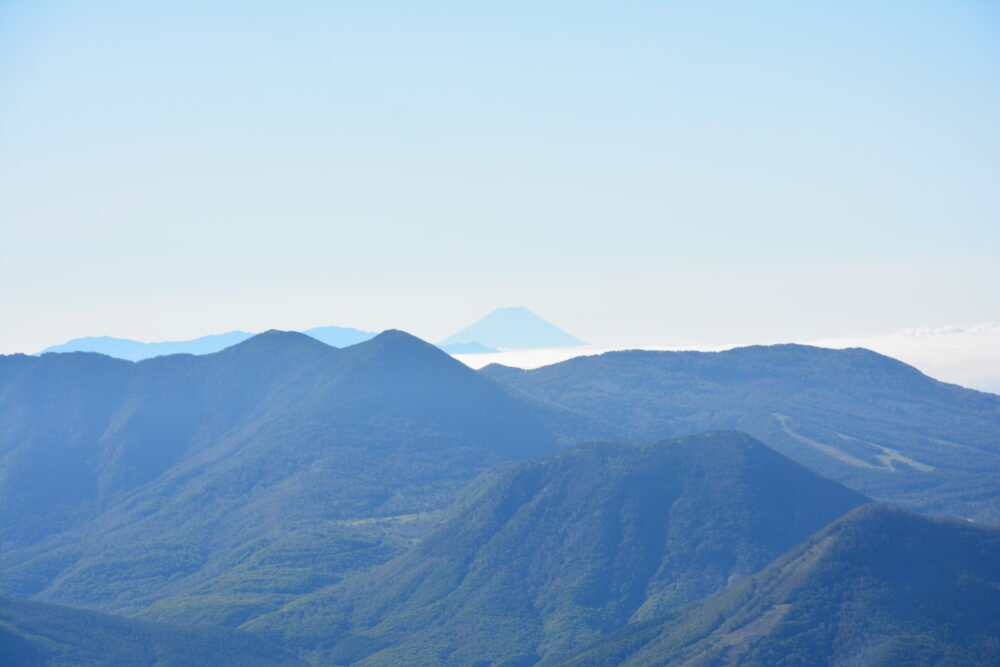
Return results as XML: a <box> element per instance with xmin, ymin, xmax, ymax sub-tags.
<box><xmin>481</xmin><ymin>343</ymin><xmax>1000</xmax><ymax>522</ymax></box>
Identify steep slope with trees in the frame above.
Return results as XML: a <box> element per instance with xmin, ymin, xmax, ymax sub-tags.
<box><xmin>562</xmin><ymin>504</ymin><xmax>1000</xmax><ymax>666</ymax></box>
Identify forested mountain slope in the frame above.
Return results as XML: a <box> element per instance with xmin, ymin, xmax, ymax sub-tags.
<box><xmin>0</xmin><ymin>331</ymin><xmax>611</xmax><ymax>625</ymax></box>
<box><xmin>0</xmin><ymin>595</ymin><xmax>303</xmax><ymax>666</ymax></box>
<box><xmin>246</xmin><ymin>432</ymin><xmax>866</xmax><ymax>665</ymax></box>
<box><xmin>5</xmin><ymin>333</ymin><xmax>998</xmax><ymax>664</ymax></box>
<box><xmin>561</xmin><ymin>504</ymin><xmax>1000</xmax><ymax>667</ymax></box>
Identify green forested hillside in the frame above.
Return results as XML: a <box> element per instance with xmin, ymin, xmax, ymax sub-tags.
<box><xmin>482</xmin><ymin>345</ymin><xmax>1000</xmax><ymax>522</ymax></box>
<box><xmin>246</xmin><ymin>432</ymin><xmax>866</xmax><ymax>665</ymax></box>
<box><xmin>3</xmin><ymin>334</ymin><xmax>999</xmax><ymax>665</ymax></box>
<box><xmin>0</xmin><ymin>595</ymin><xmax>303</xmax><ymax>666</ymax></box>
<box><xmin>0</xmin><ymin>331</ymin><xmax>612</xmax><ymax>625</ymax></box>
<box><xmin>561</xmin><ymin>504</ymin><xmax>1000</xmax><ymax>666</ymax></box>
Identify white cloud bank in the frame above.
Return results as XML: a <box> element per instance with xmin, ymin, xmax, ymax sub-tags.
<box><xmin>807</xmin><ymin>323</ymin><xmax>1000</xmax><ymax>394</ymax></box>
<box><xmin>454</xmin><ymin>324</ymin><xmax>1000</xmax><ymax>395</ymax></box>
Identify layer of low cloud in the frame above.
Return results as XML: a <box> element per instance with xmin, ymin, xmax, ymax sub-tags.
<box><xmin>454</xmin><ymin>324</ymin><xmax>1000</xmax><ymax>395</ymax></box>
<box><xmin>807</xmin><ymin>323</ymin><xmax>1000</xmax><ymax>394</ymax></box>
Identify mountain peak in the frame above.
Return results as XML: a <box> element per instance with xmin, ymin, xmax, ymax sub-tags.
<box><xmin>218</xmin><ymin>329</ymin><xmax>334</xmax><ymax>357</ymax></box>
<box><xmin>346</xmin><ymin>329</ymin><xmax>460</xmax><ymax>367</ymax></box>
<box><xmin>371</xmin><ymin>328</ymin><xmax>423</xmax><ymax>342</ymax></box>
<box><xmin>367</xmin><ymin>328</ymin><xmax>437</xmax><ymax>350</ymax></box>
<box><xmin>440</xmin><ymin>307</ymin><xmax>586</xmax><ymax>349</ymax></box>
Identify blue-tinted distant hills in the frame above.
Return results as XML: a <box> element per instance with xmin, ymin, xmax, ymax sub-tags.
<box><xmin>300</xmin><ymin>325</ymin><xmax>376</xmax><ymax>348</ymax></box>
<box><xmin>40</xmin><ymin>331</ymin><xmax>255</xmax><ymax>361</ymax></box>
<box><xmin>439</xmin><ymin>306</ymin><xmax>586</xmax><ymax>349</ymax></box>
<box><xmin>38</xmin><ymin>307</ymin><xmax>581</xmax><ymax>361</ymax></box>
<box><xmin>40</xmin><ymin>326</ymin><xmax>376</xmax><ymax>361</ymax></box>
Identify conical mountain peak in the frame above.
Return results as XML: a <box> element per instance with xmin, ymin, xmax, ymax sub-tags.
<box><xmin>351</xmin><ymin>329</ymin><xmax>448</xmax><ymax>357</ymax></box>
<box><xmin>216</xmin><ymin>329</ymin><xmax>335</xmax><ymax>358</ymax></box>
<box><xmin>341</xmin><ymin>329</ymin><xmax>478</xmax><ymax>376</ymax></box>
<box><xmin>440</xmin><ymin>307</ymin><xmax>586</xmax><ymax>349</ymax></box>
<box><xmin>369</xmin><ymin>328</ymin><xmax>428</xmax><ymax>346</ymax></box>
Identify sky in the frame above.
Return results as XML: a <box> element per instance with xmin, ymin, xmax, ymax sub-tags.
<box><xmin>2</xmin><ymin>1</ymin><xmax>998</xmax><ymax>366</ymax></box>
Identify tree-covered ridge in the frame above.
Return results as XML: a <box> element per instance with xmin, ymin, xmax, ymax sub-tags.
<box><xmin>0</xmin><ymin>595</ymin><xmax>303</xmax><ymax>666</ymax></box>
<box><xmin>0</xmin><ymin>330</ymin><xmax>612</xmax><ymax>624</ymax></box>
<box><xmin>482</xmin><ymin>344</ymin><xmax>1000</xmax><ymax>522</ymax></box>
<box><xmin>246</xmin><ymin>432</ymin><xmax>866</xmax><ymax>665</ymax></box>
<box><xmin>561</xmin><ymin>504</ymin><xmax>1000</xmax><ymax>666</ymax></box>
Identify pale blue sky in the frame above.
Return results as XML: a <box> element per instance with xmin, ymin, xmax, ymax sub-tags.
<box><xmin>2</xmin><ymin>1</ymin><xmax>998</xmax><ymax>353</ymax></box>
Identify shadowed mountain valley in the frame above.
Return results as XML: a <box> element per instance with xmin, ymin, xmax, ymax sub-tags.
<box><xmin>0</xmin><ymin>595</ymin><xmax>302</xmax><ymax>666</ymax></box>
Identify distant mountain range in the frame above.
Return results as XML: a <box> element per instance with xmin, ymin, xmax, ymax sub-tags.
<box><xmin>2</xmin><ymin>329</ymin><xmax>999</xmax><ymax>664</ymax></box>
<box><xmin>37</xmin><ymin>307</ymin><xmax>583</xmax><ymax>361</ymax></box>
<box><xmin>39</xmin><ymin>326</ymin><xmax>376</xmax><ymax>361</ymax></box>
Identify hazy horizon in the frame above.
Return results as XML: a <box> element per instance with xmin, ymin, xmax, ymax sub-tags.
<box><xmin>22</xmin><ymin>309</ymin><xmax>1000</xmax><ymax>395</ymax></box>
